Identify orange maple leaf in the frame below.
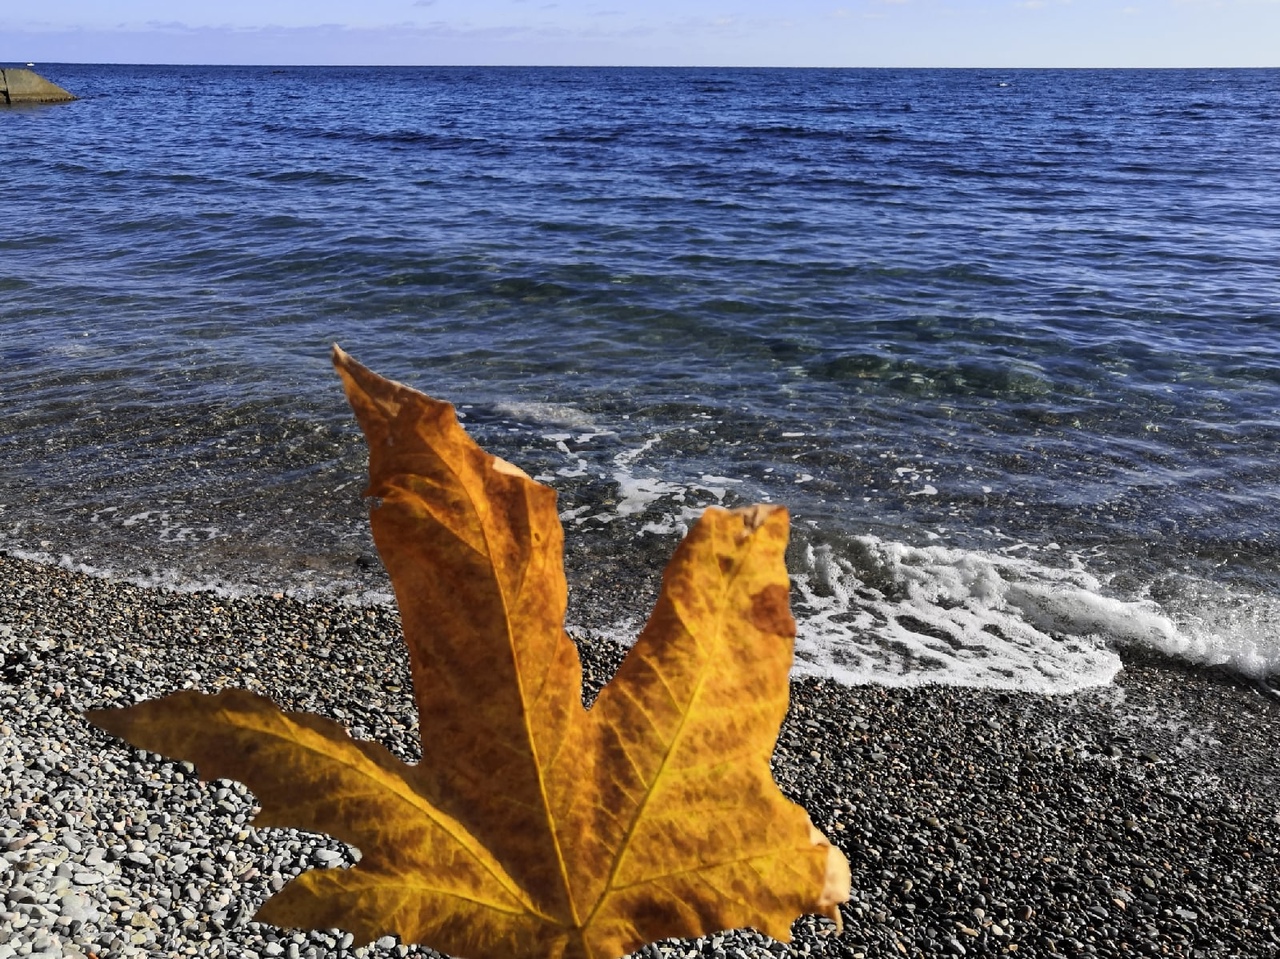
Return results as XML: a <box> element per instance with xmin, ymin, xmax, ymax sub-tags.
<box><xmin>86</xmin><ymin>347</ymin><xmax>850</xmax><ymax>959</ymax></box>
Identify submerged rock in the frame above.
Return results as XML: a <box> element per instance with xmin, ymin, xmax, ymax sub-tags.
<box><xmin>1</xmin><ymin>67</ymin><xmax>77</xmax><ymax>104</ymax></box>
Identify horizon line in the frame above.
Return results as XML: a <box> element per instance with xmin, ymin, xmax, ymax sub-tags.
<box><xmin>9</xmin><ymin>61</ymin><xmax>1279</xmax><ymax>71</ymax></box>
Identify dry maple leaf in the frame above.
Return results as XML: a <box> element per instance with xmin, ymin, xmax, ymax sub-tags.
<box><xmin>85</xmin><ymin>346</ymin><xmax>851</xmax><ymax>959</ymax></box>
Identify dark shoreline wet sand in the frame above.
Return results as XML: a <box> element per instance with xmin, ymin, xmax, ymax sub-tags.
<box><xmin>2</xmin><ymin>552</ymin><xmax>1278</xmax><ymax>958</ymax></box>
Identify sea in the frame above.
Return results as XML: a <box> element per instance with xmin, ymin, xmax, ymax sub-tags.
<box><xmin>3</xmin><ymin>64</ymin><xmax>1279</xmax><ymax>695</ymax></box>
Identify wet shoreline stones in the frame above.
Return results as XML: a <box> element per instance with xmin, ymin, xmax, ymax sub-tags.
<box><xmin>3</xmin><ymin>553</ymin><xmax>1279</xmax><ymax>958</ymax></box>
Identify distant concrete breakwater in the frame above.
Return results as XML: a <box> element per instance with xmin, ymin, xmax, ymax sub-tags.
<box><xmin>1</xmin><ymin>68</ymin><xmax>76</xmax><ymax>104</ymax></box>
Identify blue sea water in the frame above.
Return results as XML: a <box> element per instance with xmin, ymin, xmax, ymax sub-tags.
<box><xmin>3</xmin><ymin>64</ymin><xmax>1280</xmax><ymax>692</ymax></box>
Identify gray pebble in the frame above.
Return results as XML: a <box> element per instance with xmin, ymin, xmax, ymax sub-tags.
<box><xmin>313</xmin><ymin>848</ymin><xmax>345</xmax><ymax>867</ymax></box>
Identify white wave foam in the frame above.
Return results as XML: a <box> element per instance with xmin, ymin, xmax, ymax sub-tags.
<box><xmin>491</xmin><ymin>400</ymin><xmax>598</xmax><ymax>429</ymax></box>
<box><xmin>612</xmin><ymin>442</ymin><xmax>746</xmax><ymax>535</ymax></box>
<box><xmin>788</xmin><ymin>536</ymin><xmax>1280</xmax><ymax>692</ymax></box>
<box><xmin>583</xmin><ymin>533</ymin><xmax>1128</xmax><ymax>693</ymax></box>
<box><xmin>1159</xmin><ymin>580</ymin><xmax>1280</xmax><ymax>683</ymax></box>
<box><xmin>789</xmin><ymin>538</ymin><xmax>1129</xmax><ymax>693</ymax></box>
<box><xmin>553</xmin><ymin>431</ymin><xmax>746</xmax><ymax>536</ymax></box>
<box><xmin>110</xmin><ymin>508</ymin><xmax>221</xmax><ymax>544</ymax></box>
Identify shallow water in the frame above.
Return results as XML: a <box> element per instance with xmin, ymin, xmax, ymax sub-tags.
<box><xmin>4</xmin><ymin>65</ymin><xmax>1280</xmax><ymax>691</ymax></box>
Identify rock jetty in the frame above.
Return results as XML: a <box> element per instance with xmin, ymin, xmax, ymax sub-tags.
<box><xmin>1</xmin><ymin>68</ymin><xmax>76</xmax><ymax>104</ymax></box>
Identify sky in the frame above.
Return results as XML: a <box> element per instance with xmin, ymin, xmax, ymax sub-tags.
<box><xmin>6</xmin><ymin>0</ymin><xmax>1280</xmax><ymax>68</ymax></box>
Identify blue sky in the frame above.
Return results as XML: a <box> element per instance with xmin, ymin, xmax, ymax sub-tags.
<box><xmin>7</xmin><ymin>0</ymin><xmax>1279</xmax><ymax>67</ymax></box>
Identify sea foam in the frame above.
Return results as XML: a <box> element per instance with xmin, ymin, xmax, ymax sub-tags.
<box><xmin>790</xmin><ymin>536</ymin><xmax>1280</xmax><ymax>693</ymax></box>
<box><xmin>556</xmin><ymin>432</ymin><xmax>1280</xmax><ymax>692</ymax></box>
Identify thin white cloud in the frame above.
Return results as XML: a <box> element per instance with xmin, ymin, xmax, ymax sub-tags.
<box><xmin>11</xmin><ymin>0</ymin><xmax>1280</xmax><ymax>67</ymax></box>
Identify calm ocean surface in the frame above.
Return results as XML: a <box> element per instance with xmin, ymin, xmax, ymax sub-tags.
<box><xmin>3</xmin><ymin>64</ymin><xmax>1279</xmax><ymax>692</ymax></box>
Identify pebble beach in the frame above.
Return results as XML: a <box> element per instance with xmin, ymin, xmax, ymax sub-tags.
<box><xmin>3</xmin><ymin>552</ymin><xmax>1279</xmax><ymax>959</ymax></box>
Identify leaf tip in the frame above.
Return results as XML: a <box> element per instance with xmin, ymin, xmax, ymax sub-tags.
<box><xmin>728</xmin><ymin>504</ymin><xmax>787</xmax><ymax>542</ymax></box>
<box><xmin>81</xmin><ymin>705</ymin><xmax>120</xmax><ymax>740</ymax></box>
<box><xmin>492</xmin><ymin>455</ymin><xmax>532</xmax><ymax>481</ymax></box>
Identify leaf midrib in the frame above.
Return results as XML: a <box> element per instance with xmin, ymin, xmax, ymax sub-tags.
<box><xmin>583</xmin><ymin>548</ymin><xmax>742</xmax><ymax>934</ymax></box>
